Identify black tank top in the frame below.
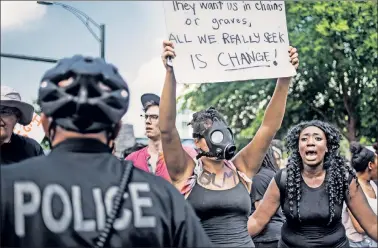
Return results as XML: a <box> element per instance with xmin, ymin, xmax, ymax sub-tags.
<box><xmin>275</xmin><ymin>169</ymin><xmax>349</xmax><ymax>248</ymax></box>
<box><xmin>187</xmin><ymin>179</ymin><xmax>254</xmax><ymax>247</ymax></box>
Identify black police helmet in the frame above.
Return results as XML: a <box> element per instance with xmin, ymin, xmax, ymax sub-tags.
<box><xmin>38</xmin><ymin>55</ymin><xmax>129</xmax><ymax>133</ymax></box>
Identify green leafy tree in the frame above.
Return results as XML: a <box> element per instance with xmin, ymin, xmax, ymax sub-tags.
<box><xmin>180</xmin><ymin>1</ymin><xmax>378</xmax><ymax>146</ymax></box>
<box><xmin>286</xmin><ymin>1</ymin><xmax>377</xmax><ymax>142</ymax></box>
<box><xmin>179</xmin><ymin>80</ymin><xmax>276</xmax><ymax>149</ymax></box>
<box><xmin>32</xmin><ymin>100</ymin><xmax>50</xmax><ymax>150</ymax></box>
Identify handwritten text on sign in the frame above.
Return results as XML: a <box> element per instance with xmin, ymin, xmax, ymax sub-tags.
<box><xmin>13</xmin><ymin>113</ymin><xmax>45</xmax><ymax>144</ymax></box>
<box><xmin>163</xmin><ymin>1</ymin><xmax>296</xmax><ymax>84</ymax></box>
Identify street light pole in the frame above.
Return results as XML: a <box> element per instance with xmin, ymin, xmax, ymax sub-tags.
<box><xmin>100</xmin><ymin>24</ymin><xmax>105</xmax><ymax>59</ymax></box>
<box><xmin>1</xmin><ymin>2</ymin><xmax>106</xmax><ymax>64</ymax></box>
<box><xmin>37</xmin><ymin>1</ymin><xmax>106</xmax><ymax>59</ymax></box>
<box><xmin>0</xmin><ymin>53</ymin><xmax>58</xmax><ymax>63</ymax></box>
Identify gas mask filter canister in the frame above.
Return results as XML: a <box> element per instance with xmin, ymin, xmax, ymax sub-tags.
<box><xmin>193</xmin><ymin>121</ymin><xmax>236</xmax><ymax>160</ymax></box>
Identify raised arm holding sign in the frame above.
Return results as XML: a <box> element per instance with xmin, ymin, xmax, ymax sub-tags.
<box><xmin>159</xmin><ymin>38</ymin><xmax>298</xmax><ymax>246</ymax></box>
<box><xmin>163</xmin><ymin>0</ymin><xmax>296</xmax><ymax>84</ymax></box>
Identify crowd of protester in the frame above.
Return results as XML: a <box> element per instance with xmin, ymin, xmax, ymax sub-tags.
<box><xmin>0</xmin><ymin>41</ymin><xmax>377</xmax><ymax>248</ymax></box>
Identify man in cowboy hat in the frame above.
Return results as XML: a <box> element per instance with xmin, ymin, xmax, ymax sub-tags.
<box><xmin>0</xmin><ymin>85</ymin><xmax>44</xmax><ymax>165</ymax></box>
<box><xmin>125</xmin><ymin>93</ymin><xmax>197</xmax><ymax>182</ymax></box>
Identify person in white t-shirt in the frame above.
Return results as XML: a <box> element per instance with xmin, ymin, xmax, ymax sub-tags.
<box><xmin>342</xmin><ymin>142</ymin><xmax>378</xmax><ymax>247</ymax></box>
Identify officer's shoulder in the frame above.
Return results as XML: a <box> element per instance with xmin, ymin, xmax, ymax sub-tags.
<box><xmin>1</xmin><ymin>155</ymin><xmax>47</xmax><ymax>180</ymax></box>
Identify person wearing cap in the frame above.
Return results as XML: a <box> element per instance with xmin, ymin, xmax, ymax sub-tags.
<box><xmin>125</xmin><ymin>93</ymin><xmax>197</xmax><ymax>182</ymax></box>
<box><xmin>0</xmin><ymin>85</ymin><xmax>44</xmax><ymax>165</ymax></box>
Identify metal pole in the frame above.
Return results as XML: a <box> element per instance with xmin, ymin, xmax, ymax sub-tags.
<box><xmin>0</xmin><ymin>53</ymin><xmax>58</xmax><ymax>63</ymax></box>
<box><xmin>37</xmin><ymin>1</ymin><xmax>105</xmax><ymax>59</ymax></box>
<box><xmin>100</xmin><ymin>24</ymin><xmax>105</xmax><ymax>59</ymax></box>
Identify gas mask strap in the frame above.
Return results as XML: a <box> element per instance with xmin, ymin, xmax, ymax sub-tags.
<box><xmin>196</xmin><ymin>150</ymin><xmax>205</xmax><ymax>160</ymax></box>
<box><xmin>192</xmin><ymin>133</ymin><xmax>201</xmax><ymax>139</ymax></box>
<box><xmin>196</xmin><ymin>149</ymin><xmax>218</xmax><ymax>160</ymax></box>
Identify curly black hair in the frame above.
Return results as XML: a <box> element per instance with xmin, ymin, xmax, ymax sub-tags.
<box><xmin>350</xmin><ymin>142</ymin><xmax>376</xmax><ymax>173</ymax></box>
<box><xmin>284</xmin><ymin>120</ymin><xmax>358</xmax><ymax>225</ymax></box>
<box><xmin>188</xmin><ymin>107</ymin><xmax>228</xmax><ymax>135</ymax></box>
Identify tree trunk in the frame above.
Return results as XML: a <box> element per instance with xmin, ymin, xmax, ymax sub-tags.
<box><xmin>339</xmin><ymin>75</ymin><xmax>357</xmax><ymax>142</ymax></box>
<box><xmin>346</xmin><ymin>115</ymin><xmax>357</xmax><ymax>142</ymax></box>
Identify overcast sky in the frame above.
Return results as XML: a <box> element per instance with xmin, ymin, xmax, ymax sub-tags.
<box><xmin>1</xmin><ymin>1</ymin><xmax>188</xmax><ymax>137</ymax></box>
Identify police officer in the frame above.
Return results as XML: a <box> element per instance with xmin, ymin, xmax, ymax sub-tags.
<box><xmin>0</xmin><ymin>55</ymin><xmax>213</xmax><ymax>248</ymax></box>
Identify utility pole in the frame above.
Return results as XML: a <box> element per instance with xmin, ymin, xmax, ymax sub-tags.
<box><xmin>1</xmin><ymin>53</ymin><xmax>58</xmax><ymax>63</ymax></box>
<box><xmin>38</xmin><ymin>1</ymin><xmax>106</xmax><ymax>59</ymax></box>
<box><xmin>1</xmin><ymin>2</ymin><xmax>106</xmax><ymax>64</ymax></box>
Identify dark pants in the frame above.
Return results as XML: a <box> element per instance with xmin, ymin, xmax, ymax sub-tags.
<box><xmin>254</xmin><ymin>240</ymin><xmax>279</xmax><ymax>248</ymax></box>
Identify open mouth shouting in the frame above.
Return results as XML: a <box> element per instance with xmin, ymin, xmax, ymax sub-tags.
<box><xmin>298</xmin><ymin>126</ymin><xmax>328</xmax><ymax>166</ymax></box>
<box><xmin>304</xmin><ymin>150</ymin><xmax>318</xmax><ymax>161</ymax></box>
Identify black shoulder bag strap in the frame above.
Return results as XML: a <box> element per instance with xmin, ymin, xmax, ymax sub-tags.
<box><xmin>93</xmin><ymin>160</ymin><xmax>134</xmax><ymax>248</ymax></box>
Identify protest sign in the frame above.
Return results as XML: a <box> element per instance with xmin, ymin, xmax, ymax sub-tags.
<box><xmin>163</xmin><ymin>1</ymin><xmax>296</xmax><ymax>84</ymax></box>
<box><xmin>13</xmin><ymin>112</ymin><xmax>45</xmax><ymax>143</ymax></box>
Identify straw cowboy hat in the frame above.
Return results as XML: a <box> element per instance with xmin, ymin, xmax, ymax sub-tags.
<box><xmin>1</xmin><ymin>85</ymin><xmax>34</xmax><ymax>125</ymax></box>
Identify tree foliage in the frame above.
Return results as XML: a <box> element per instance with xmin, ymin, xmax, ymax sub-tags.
<box><xmin>32</xmin><ymin>100</ymin><xmax>50</xmax><ymax>150</ymax></box>
<box><xmin>180</xmin><ymin>1</ymin><xmax>378</xmax><ymax>146</ymax></box>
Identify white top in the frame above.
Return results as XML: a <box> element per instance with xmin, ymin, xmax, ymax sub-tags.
<box><xmin>342</xmin><ymin>181</ymin><xmax>378</xmax><ymax>242</ymax></box>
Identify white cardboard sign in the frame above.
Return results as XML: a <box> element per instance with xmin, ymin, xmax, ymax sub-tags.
<box><xmin>163</xmin><ymin>1</ymin><xmax>296</xmax><ymax>84</ymax></box>
<box><xmin>14</xmin><ymin>112</ymin><xmax>45</xmax><ymax>143</ymax></box>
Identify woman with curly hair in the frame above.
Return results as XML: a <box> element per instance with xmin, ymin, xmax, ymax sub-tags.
<box><xmin>159</xmin><ymin>40</ymin><xmax>299</xmax><ymax>247</ymax></box>
<box><xmin>343</xmin><ymin>142</ymin><xmax>377</xmax><ymax>247</ymax></box>
<box><xmin>248</xmin><ymin>120</ymin><xmax>378</xmax><ymax>247</ymax></box>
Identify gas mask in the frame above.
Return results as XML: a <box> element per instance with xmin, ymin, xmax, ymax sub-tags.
<box><xmin>193</xmin><ymin>121</ymin><xmax>236</xmax><ymax>160</ymax></box>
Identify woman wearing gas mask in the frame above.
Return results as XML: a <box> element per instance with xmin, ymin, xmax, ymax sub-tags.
<box><xmin>159</xmin><ymin>40</ymin><xmax>299</xmax><ymax>247</ymax></box>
